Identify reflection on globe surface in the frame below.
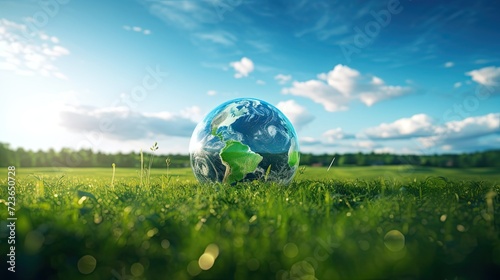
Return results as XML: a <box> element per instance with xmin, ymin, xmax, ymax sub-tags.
<box><xmin>189</xmin><ymin>98</ymin><xmax>300</xmax><ymax>185</ymax></box>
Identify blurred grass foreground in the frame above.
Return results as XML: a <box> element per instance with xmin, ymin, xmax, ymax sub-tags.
<box><xmin>0</xmin><ymin>166</ymin><xmax>499</xmax><ymax>279</ymax></box>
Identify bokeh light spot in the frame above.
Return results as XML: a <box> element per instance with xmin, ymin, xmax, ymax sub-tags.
<box><xmin>161</xmin><ymin>239</ymin><xmax>170</xmax><ymax>249</ymax></box>
<box><xmin>77</xmin><ymin>255</ymin><xmax>96</xmax><ymax>274</ymax></box>
<box><xmin>131</xmin><ymin>263</ymin><xmax>144</xmax><ymax>277</ymax></box>
<box><xmin>205</xmin><ymin>243</ymin><xmax>219</xmax><ymax>259</ymax></box>
<box><xmin>187</xmin><ymin>260</ymin><xmax>201</xmax><ymax>276</ymax></box>
<box><xmin>199</xmin><ymin>253</ymin><xmax>215</xmax><ymax>270</ymax></box>
<box><xmin>283</xmin><ymin>243</ymin><xmax>299</xmax><ymax>258</ymax></box>
<box><xmin>24</xmin><ymin>230</ymin><xmax>44</xmax><ymax>254</ymax></box>
<box><xmin>384</xmin><ymin>230</ymin><xmax>405</xmax><ymax>252</ymax></box>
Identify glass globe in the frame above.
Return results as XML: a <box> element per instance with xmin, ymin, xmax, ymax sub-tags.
<box><xmin>189</xmin><ymin>98</ymin><xmax>300</xmax><ymax>185</ymax></box>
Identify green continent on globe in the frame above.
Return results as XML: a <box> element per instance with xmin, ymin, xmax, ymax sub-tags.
<box><xmin>288</xmin><ymin>139</ymin><xmax>300</xmax><ymax>167</ymax></box>
<box><xmin>220</xmin><ymin>140</ymin><xmax>263</xmax><ymax>184</ymax></box>
<box><xmin>288</xmin><ymin>150</ymin><xmax>300</xmax><ymax>167</ymax></box>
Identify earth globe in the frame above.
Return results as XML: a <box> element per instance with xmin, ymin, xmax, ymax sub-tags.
<box><xmin>189</xmin><ymin>98</ymin><xmax>300</xmax><ymax>185</ymax></box>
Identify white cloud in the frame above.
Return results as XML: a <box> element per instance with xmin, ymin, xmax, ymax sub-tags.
<box><xmin>180</xmin><ymin>105</ymin><xmax>204</xmax><ymax>123</ymax></box>
<box><xmin>282</xmin><ymin>64</ymin><xmax>412</xmax><ymax>112</ymax></box>
<box><xmin>299</xmin><ymin>113</ymin><xmax>499</xmax><ymax>154</ymax></box>
<box><xmin>123</xmin><ymin>25</ymin><xmax>151</xmax><ymax>35</ymax></box>
<box><xmin>454</xmin><ymin>82</ymin><xmax>462</xmax><ymax>88</ymax></box>
<box><xmin>373</xmin><ymin>147</ymin><xmax>395</xmax><ymax>154</ymax></box>
<box><xmin>276</xmin><ymin>100</ymin><xmax>314</xmax><ymax>131</ymax></box>
<box><xmin>300</xmin><ymin>137</ymin><xmax>321</xmax><ymax>146</ymax></box>
<box><xmin>363</xmin><ymin>113</ymin><xmax>499</xmax><ymax>151</ymax></box>
<box><xmin>299</xmin><ymin>134</ymin><xmax>376</xmax><ymax>151</ymax></box>
<box><xmin>207</xmin><ymin>90</ymin><xmax>217</xmax><ymax>96</ymax></box>
<box><xmin>444</xmin><ymin>61</ymin><xmax>454</xmax><ymax>68</ymax></box>
<box><xmin>322</xmin><ymin>128</ymin><xmax>354</xmax><ymax>142</ymax></box>
<box><xmin>230</xmin><ymin>57</ymin><xmax>254</xmax><ymax>78</ymax></box>
<box><xmin>274</xmin><ymin>74</ymin><xmax>292</xmax><ymax>85</ymax></box>
<box><xmin>0</xmin><ymin>19</ymin><xmax>69</xmax><ymax>79</ymax></box>
<box><xmin>256</xmin><ymin>79</ymin><xmax>266</xmax><ymax>85</ymax></box>
<box><xmin>418</xmin><ymin>114</ymin><xmax>500</xmax><ymax>151</ymax></box>
<box><xmin>352</xmin><ymin>140</ymin><xmax>376</xmax><ymax>150</ymax></box>
<box><xmin>317</xmin><ymin>64</ymin><xmax>359</xmax><ymax>96</ymax></box>
<box><xmin>144</xmin><ymin>0</ymin><xmax>222</xmax><ymax>30</ymax></box>
<box><xmin>283</xmin><ymin>79</ymin><xmax>349</xmax><ymax>112</ymax></box>
<box><xmin>466</xmin><ymin>66</ymin><xmax>500</xmax><ymax>86</ymax></box>
<box><xmin>434</xmin><ymin>113</ymin><xmax>500</xmax><ymax>140</ymax></box>
<box><xmin>194</xmin><ymin>30</ymin><xmax>236</xmax><ymax>46</ymax></box>
<box><xmin>364</xmin><ymin>114</ymin><xmax>435</xmax><ymax>139</ymax></box>
<box><xmin>60</xmin><ymin>105</ymin><xmax>197</xmax><ymax>139</ymax></box>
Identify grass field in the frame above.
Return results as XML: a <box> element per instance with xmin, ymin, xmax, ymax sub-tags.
<box><xmin>1</xmin><ymin>166</ymin><xmax>499</xmax><ymax>279</ymax></box>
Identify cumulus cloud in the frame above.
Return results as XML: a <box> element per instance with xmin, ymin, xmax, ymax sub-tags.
<box><xmin>322</xmin><ymin>128</ymin><xmax>355</xmax><ymax>142</ymax></box>
<box><xmin>274</xmin><ymin>74</ymin><xmax>292</xmax><ymax>85</ymax></box>
<box><xmin>0</xmin><ymin>18</ymin><xmax>69</xmax><ymax>79</ymax></box>
<box><xmin>418</xmin><ymin>114</ymin><xmax>500</xmax><ymax>151</ymax></box>
<box><xmin>466</xmin><ymin>66</ymin><xmax>500</xmax><ymax>86</ymax></box>
<box><xmin>363</xmin><ymin>113</ymin><xmax>500</xmax><ymax>151</ymax></box>
<box><xmin>207</xmin><ymin>90</ymin><xmax>217</xmax><ymax>96</ymax></box>
<box><xmin>230</xmin><ymin>57</ymin><xmax>254</xmax><ymax>78</ymax></box>
<box><xmin>298</xmin><ymin>113</ymin><xmax>499</xmax><ymax>154</ymax></box>
<box><xmin>364</xmin><ymin>114</ymin><xmax>435</xmax><ymax>139</ymax></box>
<box><xmin>444</xmin><ymin>61</ymin><xmax>454</xmax><ymax>68</ymax></box>
<box><xmin>282</xmin><ymin>64</ymin><xmax>412</xmax><ymax>112</ymax></box>
<box><xmin>276</xmin><ymin>100</ymin><xmax>314</xmax><ymax>130</ymax></box>
<box><xmin>434</xmin><ymin>113</ymin><xmax>500</xmax><ymax>140</ymax></box>
<box><xmin>60</xmin><ymin>105</ymin><xmax>197</xmax><ymax>140</ymax></box>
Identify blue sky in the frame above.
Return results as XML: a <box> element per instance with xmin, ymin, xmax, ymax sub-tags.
<box><xmin>1</xmin><ymin>0</ymin><xmax>499</xmax><ymax>155</ymax></box>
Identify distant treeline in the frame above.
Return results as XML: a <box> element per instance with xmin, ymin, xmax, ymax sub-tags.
<box><xmin>0</xmin><ymin>143</ymin><xmax>499</xmax><ymax>168</ymax></box>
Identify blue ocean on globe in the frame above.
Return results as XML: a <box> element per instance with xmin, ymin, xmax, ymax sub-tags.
<box><xmin>189</xmin><ymin>98</ymin><xmax>300</xmax><ymax>185</ymax></box>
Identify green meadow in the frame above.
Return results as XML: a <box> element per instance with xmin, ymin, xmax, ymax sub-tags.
<box><xmin>1</xmin><ymin>166</ymin><xmax>499</xmax><ymax>279</ymax></box>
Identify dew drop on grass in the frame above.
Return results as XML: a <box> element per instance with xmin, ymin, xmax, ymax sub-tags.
<box><xmin>384</xmin><ymin>230</ymin><xmax>405</xmax><ymax>252</ymax></box>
